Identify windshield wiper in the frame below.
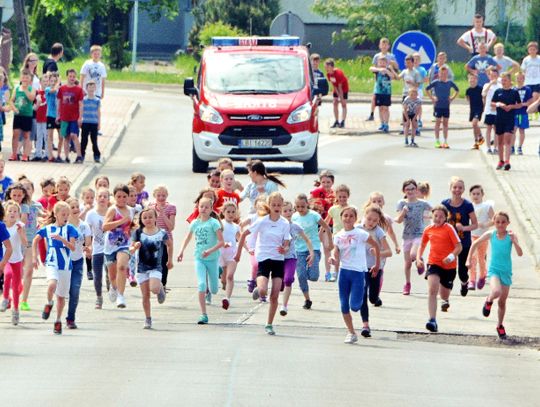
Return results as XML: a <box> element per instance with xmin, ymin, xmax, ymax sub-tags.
<box><xmin>228</xmin><ymin>89</ymin><xmax>280</xmax><ymax>94</ymax></box>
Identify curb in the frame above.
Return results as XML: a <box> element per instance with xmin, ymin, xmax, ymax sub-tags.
<box><xmin>71</xmin><ymin>101</ymin><xmax>141</xmax><ymax>195</ymax></box>
<box><xmin>479</xmin><ymin>151</ymin><xmax>540</xmax><ymax>270</ymax></box>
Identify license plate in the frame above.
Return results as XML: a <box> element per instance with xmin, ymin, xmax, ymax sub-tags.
<box><xmin>239</xmin><ymin>139</ymin><xmax>272</xmax><ymax>148</ymax></box>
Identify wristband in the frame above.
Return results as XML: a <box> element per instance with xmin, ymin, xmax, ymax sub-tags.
<box><xmin>446</xmin><ymin>253</ymin><xmax>455</xmax><ymax>262</ymax></box>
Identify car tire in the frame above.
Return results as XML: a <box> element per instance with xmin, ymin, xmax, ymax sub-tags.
<box><xmin>303</xmin><ymin>147</ymin><xmax>318</xmax><ymax>174</ymax></box>
<box><xmin>192</xmin><ymin>146</ymin><xmax>209</xmax><ymax>173</ymax></box>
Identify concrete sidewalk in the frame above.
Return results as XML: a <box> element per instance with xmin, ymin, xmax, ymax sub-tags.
<box><xmin>1</xmin><ymin>95</ymin><xmax>139</xmax><ymax>194</ymax></box>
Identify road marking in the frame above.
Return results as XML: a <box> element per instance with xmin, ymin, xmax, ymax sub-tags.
<box><xmin>225</xmin><ymin>349</ymin><xmax>240</xmax><ymax>407</ymax></box>
<box><xmin>385</xmin><ymin>159</ymin><xmax>479</xmax><ymax>169</ymax></box>
<box><xmin>235</xmin><ymin>302</ymin><xmax>264</xmax><ymax>325</ymax></box>
<box><xmin>131</xmin><ymin>156</ymin><xmax>150</xmax><ymax>164</ymax></box>
<box><xmin>445</xmin><ymin>162</ymin><xmax>478</xmax><ymax>169</ymax></box>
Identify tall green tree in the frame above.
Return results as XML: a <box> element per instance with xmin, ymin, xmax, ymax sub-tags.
<box><xmin>189</xmin><ymin>0</ymin><xmax>280</xmax><ymax>48</ymax></box>
<box><xmin>527</xmin><ymin>0</ymin><xmax>540</xmax><ymax>42</ymax></box>
<box><xmin>312</xmin><ymin>0</ymin><xmax>439</xmax><ymax>45</ymax></box>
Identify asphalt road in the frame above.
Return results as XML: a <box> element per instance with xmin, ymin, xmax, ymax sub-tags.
<box><xmin>1</xmin><ymin>89</ymin><xmax>539</xmax><ymax>407</ymax></box>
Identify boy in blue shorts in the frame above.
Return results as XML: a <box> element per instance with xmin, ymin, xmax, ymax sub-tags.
<box><xmin>513</xmin><ymin>71</ymin><xmax>533</xmax><ymax>155</ymax></box>
<box><xmin>369</xmin><ymin>56</ymin><xmax>396</xmax><ymax>132</ymax></box>
<box><xmin>57</xmin><ymin>69</ymin><xmax>84</xmax><ymax>163</ymax></box>
<box><xmin>466</xmin><ymin>74</ymin><xmax>485</xmax><ymax>149</ymax></box>
<box><xmin>426</xmin><ymin>66</ymin><xmax>459</xmax><ymax>149</ymax></box>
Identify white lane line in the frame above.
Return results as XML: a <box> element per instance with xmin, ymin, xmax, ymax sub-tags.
<box><xmin>319</xmin><ymin>136</ymin><xmax>348</xmax><ymax>148</ymax></box>
<box><xmin>445</xmin><ymin>162</ymin><xmax>478</xmax><ymax>169</ymax></box>
<box><xmin>235</xmin><ymin>302</ymin><xmax>264</xmax><ymax>325</ymax></box>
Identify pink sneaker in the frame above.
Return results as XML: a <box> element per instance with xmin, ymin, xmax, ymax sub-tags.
<box><xmin>467</xmin><ymin>280</ymin><xmax>476</xmax><ymax>291</ymax></box>
<box><xmin>477</xmin><ymin>278</ymin><xmax>486</xmax><ymax>290</ymax></box>
<box><xmin>402</xmin><ymin>282</ymin><xmax>411</xmax><ymax>295</ymax></box>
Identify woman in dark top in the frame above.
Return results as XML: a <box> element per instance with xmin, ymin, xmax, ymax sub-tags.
<box><xmin>441</xmin><ymin>176</ymin><xmax>478</xmax><ymax>297</ymax></box>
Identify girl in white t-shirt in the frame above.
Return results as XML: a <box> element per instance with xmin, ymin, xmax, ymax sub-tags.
<box><xmin>0</xmin><ymin>201</ymin><xmax>27</xmax><ymax>325</ymax></box>
<box><xmin>469</xmin><ymin>185</ymin><xmax>494</xmax><ymax>291</ymax></box>
<box><xmin>236</xmin><ymin>192</ymin><xmax>291</xmax><ymax>336</ymax></box>
<box><xmin>332</xmin><ymin>207</ymin><xmax>380</xmax><ymax>344</ymax></box>
<box><xmin>219</xmin><ymin>202</ymin><xmax>241</xmax><ymax>310</ymax></box>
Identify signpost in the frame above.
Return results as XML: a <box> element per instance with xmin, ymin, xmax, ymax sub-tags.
<box><xmin>391</xmin><ymin>31</ymin><xmax>437</xmax><ymax>71</ymax></box>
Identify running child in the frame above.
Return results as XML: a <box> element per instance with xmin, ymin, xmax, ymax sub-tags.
<box><xmin>395</xmin><ymin>179</ymin><xmax>432</xmax><ymax>295</ymax></box>
<box><xmin>469</xmin><ymin>184</ymin><xmax>494</xmax><ymax>291</ymax></box>
<box><xmin>241</xmin><ymin>160</ymin><xmax>285</xmax><ymax>214</ymax></box>
<box><xmin>417</xmin><ymin>181</ymin><xmax>433</xmax><ymax>226</ymax></box>
<box><xmin>103</xmin><ymin>184</ymin><xmax>134</xmax><ymax>308</ymax></box>
<box><xmin>491</xmin><ymin>72</ymin><xmax>521</xmax><ymax>170</ymax></box>
<box><xmin>417</xmin><ymin>205</ymin><xmax>462</xmax><ymax>333</ymax></box>
<box><xmin>66</xmin><ymin>198</ymin><xmax>92</xmax><ymax>329</ymax></box>
<box><xmin>466</xmin><ymin>73</ymin><xmax>485</xmax><ymax>149</ymax></box>
<box><xmin>215</xmin><ymin>169</ymin><xmax>240</xmax><ymax>210</ymax></box>
<box><xmin>79</xmin><ymin>187</ymin><xmax>95</xmax><ymax>281</ymax></box>
<box><xmin>95</xmin><ymin>175</ymin><xmax>110</xmax><ymax>191</ymax></box>
<box><xmin>0</xmin><ymin>201</ymin><xmax>26</xmax><ymax>325</ymax></box>
<box><xmin>130</xmin><ymin>172</ymin><xmax>149</xmax><ymax>206</ymax></box>
<box><xmin>292</xmin><ymin>193</ymin><xmax>333</xmax><ymax>309</ymax></box>
<box><xmin>235</xmin><ymin>192</ymin><xmax>290</xmax><ymax>335</ymax></box>
<box><xmin>9</xmin><ymin>69</ymin><xmax>36</xmax><ymax>162</ymax></box>
<box><xmin>402</xmin><ymin>88</ymin><xmax>422</xmax><ymax>147</ymax></box>
<box><xmin>48</xmin><ymin>176</ymin><xmax>71</xmax><ymax>210</ymax></box>
<box><xmin>482</xmin><ymin>69</ymin><xmax>501</xmax><ymax>154</ymax></box>
<box><xmin>280</xmin><ymin>200</ymin><xmax>314</xmax><ymax>317</ymax></box>
<box><xmin>130</xmin><ymin>207</ymin><xmax>171</xmax><ymax>329</ymax></box>
<box><xmin>332</xmin><ymin>207</ymin><xmax>380</xmax><ymax>344</ymax></box>
<box><xmin>0</xmin><ymin>204</ymin><xmax>12</xmax><ymax>298</ymax></box>
<box><xmin>365</xmin><ymin>191</ymin><xmax>400</xmax><ymax>254</ymax></box>
<box><xmin>186</xmin><ymin>188</ymin><xmax>218</xmax><ymax>224</ymax></box>
<box><xmin>207</xmin><ymin>170</ymin><xmax>221</xmax><ymax>190</ymax></box>
<box><xmin>441</xmin><ymin>176</ymin><xmax>478</xmax><ymax>297</ymax></box>
<box><xmin>86</xmin><ymin>187</ymin><xmax>110</xmax><ymax>309</ymax></box>
<box><xmin>513</xmin><ymin>71</ymin><xmax>533</xmax><ymax>155</ymax></box>
<box><xmin>177</xmin><ymin>197</ymin><xmax>224</xmax><ymax>325</ymax></box>
<box><xmin>358</xmin><ymin>205</ymin><xmax>392</xmax><ymax>338</ymax></box>
<box><xmin>219</xmin><ymin>201</ymin><xmax>240</xmax><ymax>310</ymax></box>
<box><xmin>33</xmin><ymin>201</ymin><xmax>78</xmax><ymax>334</ymax></box>
<box><xmin>4</xmin><ymin>183</ymin><xmax>30</xmax><ymax>231</ymax></box>
<box><xmin>426</xmin><ymin>66</ymin><xmax>459</xmax><ymax>149</ymax></box>
<box><xmin>217</xmin><ymin>157</ymin><xmax>243</xmax><ymax>192</ymax></box>
<box><xmin>466</xmin><ymin>212</ymin><xmax>523</xmax><ymax>339</ymax></box>
<box><xmin>326</xmin><ymin>184</ymin><xmax>353</xmax><ymax>237</ymax></box>
<box><xmin>148</xmin><ymin>185</ymin><xmax>176</xmax><ymax>289</ymax></box>
<box><xmin>369</xmin><ymin>55</ymin><xmax>396</xmax><ymax>132</ymax></box>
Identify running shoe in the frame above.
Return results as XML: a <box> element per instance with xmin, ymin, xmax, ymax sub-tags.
<box><xmin>366</xmin><ymin>113</ymin><xmax>375</xmax><ymax>121</ymax></box>
<box><xmin>460</xmin><ymin>283</ymin><xmax>468</xmax><ymax>297</ymax></box>
<box><xmin>467</xmin><ymin>280</ymin><xmax>476</xmax><ymax>291</ymax></box>
<box><xmin>8</xmin><ymin>153</ymin><xmax>18</xmax><ymax>161</ymax></box>
<box><xmin>205</xmin><ymin>290</ymin><xmax>212</xmax><ymax>305</ymax></box>
<box><xmin>12</xmin><ymin>310</ymin><xmax>20</xmax><ymax>326</ymax></box>
<box><xmin>339</xmin><ymin>120</ymin><xmax>345</xmax><ymax>128</ymax></box>
<box><xmin>434</xmin><ymin>140</ymin><xmax>441</xmax><ymax>148</ymax></box>
<box><xmin>21</xmin><ymin>155</ymin><xmax>29</xmax><ymax>162</ymax></box>
<box><xmin>415</xmin><ymin>128</ymin><xmax>420</xmax><ymax>136</ymax></box>
<box><xmin>324</xmin><ymin>271</ymin><xmax>331</xmax><ymax>282</ymax></box>
<box><xmin>511</xmin><ymin>146</ymin><xmax>515</xmax><ymax>155</ymax></box>
<box><xmin>87</xmin><ymin>270</ymin><xmax>93</xmax><ymax>281</ymax></box>
<box><xmin>157</xmin><ymin>285</ymin><xmax>166</xmax><ymax>304</ymax></box>
<box><xmin>144</xmin><ymin>317</ymin><xmax>152</xmax><ymax>329</ymax></box>
<box><xmin>405</xmin><ymin>137</ymin><xmax>409</xmax><ymax>146</ymax></box>
<box><xmin>418</xmin><ymin>119</ymin><xmax>423</xmax><ymax>128</ymax></box>
<box><xmin>517</xmin><ymin>146</ymin><xmax>523</xmax><ymax>155</ymax></box>
<box><xmin>53</xmin><ymin>321</ymin><xmax>62</xmax><ymax>335</ymax></box>
<box><xmin>222</xmin><ymin>298</ymin><xmax>230</xmax><ymax>310</ymax></box>
<box><xmin>425</xmin><ymin>319</ymin><xmax>438</xmax><ymax>332</ymax></box>
<box><xmin>303</xmin><ymin>299</ymin><xmax>313</xmax><ymax>310</ymax></box>
<box><xmin>0</xmin><ymin>298</ymin><xmax>8</xmax><ymax>312</ymax></box>
<box><xmin>265</xmin><ymin>324</ymin><xmax>276</xmax><ymax>335</ymax></box>
<box><xmin>42</xmin><ymin>302</ymin><xmax>53</xmax><ymax>320</ymax></box>
<box><xmin>478</xmin><ymin>136</ymin><xmax>485</xmax><ymax>145</ymax></box>
<box><xmin>66</xmin><ymin>319</ymin><xmax>78</xmax><ymax>329</ymax></box>
<box><xmin>247</xmin><ymin>279</ymin><xmax>256</xmax><ymax>293</ymax></box>
<box><xmin>493</xmin><ymin>148</ymin><xmax>499</xmax><ymax>154</ymax></box>
<box><xmin>108</xmin><ymin>287</ymin><xmax>118</xmax><ymax>303</ymax></box>
<box><xmin>280</xmin><ymin>305</ymin><xmax>288</xmax><ymax>316</ymax></box>
<box><xmin>416</xmin><ymin>259</ymin><xmax>425</xmax><ymax>275</ymax></box>
<box><xmin>477</xmin><ymin>278</ymin><xmax>486</xmax><ymax>290</ymax></box>
<box><xmin>482</xmin><ymin>300</ymin><xmax>493</xmax><ymax>317</ymax></box>
<box><xmin>496</xmin><ymin>325</ymin><xmax>507</xmax><ymax>339</ymax></box>
<box><xmin>504</xmin><ymin>163</ymin><xmax>511</xmax><ymax>171</ymax></box>
<box><xmin>410</xmin><ymin>141</ymin><xmax>419</xmax><ymax>148</ymax></box>
<box><xmin>472</xmin><ymin>142</ymin><xmax>479</xmax><ymax>150</ymax></box>
<box><xmin>20</xmin><ymin>301</ymin><xmax>30</xmax><ymax>311</ymax></box>
<box><xmin>442</xmin><ymin>143</ymin><xmax>450</xmax><ymax>149</ymax></box>
<box><xmin>31</xmin><ymin>156</ymin><xmax>42</xmax><ymax>162</ymax></box>
<box><xmin>399</xmin><ymin>129</ymin><xmax>404</xmax><ymax>135</ymax></box>
<box><xmin>374</xmin><ymin>298</ymin><xmax>383</xmax><ymax>307</ymax></box>
<box><xmin>329</xmin><ymin>272</ymin><xmax>337</xmax><ymax>282</ymax></box>
<box><xmin>441</xmin><ymin>300</ymin><xmax>450</xmax><ymax>312</ymax></box>
<box><xmin>75</xmin><ymin>156</ymin><xmax>84</xmax><ymax>163</ymax></box>
<box><xmin>402</xmin><ymin>282</ymin><xmax>411</xmax><ymax>295</ymax></box>
<box><xmin>378</xmin><ymin>124</ymin><xmax>384</xmax><ymax>131</ymax></box>
<box><xmin>330</xmin><ymin>120</ymin><xmax>339</xmax><ymax>128</ymax></box>
<box><xmin>361</xmin><ymin>327</ymin><xmax>371</xmax><ymax>338</ymax></box>
<box><xmin>95</xmin><ymin>296</ymin><xmax>103</xmax><ymax>309</ymax></box>
<box><xmin>344</xmin><ymin>333</ymin><xmax>358</xmax><ymax>344</ymax></box>
<box><xmin>198</xmin><ymin>314</ymin><xmax>209</xmax><ymax>325</ymax></box>
<box><xmin>129</xmin><ymin>274</ymin><xmax>137</xmax><ymax>287</ymax></box>
<box><xmin>383</xmin><ymin>124</ymin><xmax>389</xmax><ymax>133</ymax></box>
<box><xmin>496</xmin><ymin>160</ymin><xmax>504</xmax><ymax>170</ymax></box>
<box><xmin>252</xmin><ymin>287</ymin><xmax>260</xmax><ymax>301</ymax></box>
<box><xmin>116</xmin><ymin>295</ymin><xmax>126</xmax><ymax>309</ymax></box>
<box><xmin>487</xmin><ymin>147</ymin><xmax>493</xmax><ymax>154</ymax></box>
<box><xmin>259</xmin><ymin>296</ymin><xmax>267</xmax><ymax>303</ymax></box>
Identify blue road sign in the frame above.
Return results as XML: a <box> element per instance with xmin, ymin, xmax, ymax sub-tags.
<box><xmin>391</xmin><ymin>31</ymin><xmax>437</xmax><ymax>71</ymax></box>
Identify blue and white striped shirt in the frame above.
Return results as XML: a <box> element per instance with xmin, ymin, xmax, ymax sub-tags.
<box><xmin>82</xmin><ymin>96</ymin><xmax>100</xmax><ymax>124</ymax></box>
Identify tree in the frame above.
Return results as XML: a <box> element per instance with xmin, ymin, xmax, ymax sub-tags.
<box><xmin>189</xmin><ymin>0</ymin><xmax>280</xmax><ymax>48</ymax></box>
<box><xmin>312</xmin><ymin>0</ymin><xmax>439</xmax><ymax>46</ymax></box>
<box><xmin>527</xmin><ymin>0</ymin><xmax>540</xmax><ymax>42</ymax></box>
<box><xmin>13</xmin><ymin>0</ymin><xmax>31</xmax><ymax>62</ymax></box>
<box><xmin>199</xmin><ymin>22</ymin><xmax>246</xmax><ymax>47</ymax></box>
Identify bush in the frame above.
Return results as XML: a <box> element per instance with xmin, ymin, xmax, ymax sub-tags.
<box><xmin>198</xmin><ymin>21</ymin><xmax>247</xmax><ymax>47</ymax></box>
<box><xmin>103</xmin><ymin>31</ymin><xmax>131</xmax><ymax>70</ymax></box>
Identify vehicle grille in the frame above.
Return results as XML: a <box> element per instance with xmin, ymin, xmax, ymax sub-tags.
<box><xmin>219</xmin><ymin>126</ymin><xmax>291</xmax><ymax>146</ymax></box>
<box><xmin>228</xmin><ymin>148</ymin><xmax>282</xmax><ymax>155</ymax></box>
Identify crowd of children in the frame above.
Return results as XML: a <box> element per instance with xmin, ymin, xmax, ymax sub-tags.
<box><xmin>0</xmin><ymin>156</ymin><xmax>524</xmax><ymax>344</ymax></box>
<box><xmin>1</xmin><ymin>43</ymin><xmax>105</xmax><ymax>163</ymax></box>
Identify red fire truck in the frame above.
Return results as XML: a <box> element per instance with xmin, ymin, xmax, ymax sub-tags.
<box><xmin>184</xmin><ymin>36</ymin><xmax>328</xmax><ymax>173</ymax></box>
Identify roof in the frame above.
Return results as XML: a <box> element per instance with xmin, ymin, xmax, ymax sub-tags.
<box><xmin>279</xmin><ymin>0</ymin><xmax>346</xmax><ymax>25</ymax></box>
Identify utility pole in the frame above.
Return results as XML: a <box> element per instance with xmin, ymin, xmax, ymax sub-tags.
<box><xmin>131</xmin><ymin>0</ymin><xmax>138</xmax><ymax>72</ymax></box>
<box><xmin>13</xmin><ymin>0</ymin><xmax>30</xmax><ymax>61</ymax></box>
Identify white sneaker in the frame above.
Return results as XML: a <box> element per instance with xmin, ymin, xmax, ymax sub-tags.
<box><xmin>143</xmin><ymin>317</ymin><xmax>152</xmax><ymax>329</ymax></box>
<box><xmin>108</xmin><ymin>287</ymin><xmax>118</xmax><ymax>303</ymax></box>
<box><xmin>12</xmin><ymin>310</ymin><xmax>20</xmax><ymax>325</ymax></box>
<box><xmin>205</xmin><ymin>291</ymin><xmax>212</xmax><ymax>305</ymax></box>
<box><xmin>157</xmin><ymin>285</ymin><xmax>166</xmax><ymax>304</ymax></box>
<box><xmin>279</xmin><ymin>305</ymin><xmax>288</xmax><ymax>316</ymax></box>
<box><xmin>116</xmin><ymin>294</ymin><xmax>126</xmax><ymax>308</ymax></box>
<box><xmin>344</xmin><ymin>333</ymin><xmax>358</xmax><ymax>344</ymax></box>
<box><xmin>0</xmin><ymin>298</ymin><xmax>8</xmax><ymax>312</ymax></box>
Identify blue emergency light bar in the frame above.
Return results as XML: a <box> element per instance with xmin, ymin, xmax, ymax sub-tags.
<box><xmin>211</xmin><ymin>36</ymin><xmax>301</xmax><ymax>47</ymax></box>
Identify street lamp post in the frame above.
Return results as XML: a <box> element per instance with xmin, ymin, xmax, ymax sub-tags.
<box><xmin>131</xmin><ymin>0</ymin><xmax>139</xmax><ymax>72</ymax></box>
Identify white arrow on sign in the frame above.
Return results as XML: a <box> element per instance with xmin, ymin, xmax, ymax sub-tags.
<box><xmin>396</xmin><ymin>42</ymin><xmax>432</xmax><ymax>64</ymax></box>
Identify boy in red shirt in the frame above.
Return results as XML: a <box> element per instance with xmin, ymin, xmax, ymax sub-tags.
<box><xmin>324</xmin><ymin>58</ymin><xmax>349</xmax><ymax>128</ymax></box>
<box><xmin>57</xmin><ymin>69</ymin><xmax>84</xmax><ymax>163</ymax></box>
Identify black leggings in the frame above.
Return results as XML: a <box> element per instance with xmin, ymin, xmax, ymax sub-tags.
<box><xmin>360</xmin><ymin>270</ymin><xmax>383</xmax><ymax>323</ymax></box>
<box><xmin>92</xmin><ymin>253</ymin><xmax>105</xmax><ymax>297</ymax></box>
<box><xmin>161</xmin><ymin>245</ymin><xmax>169</xmax><ymax>287</ymax></box>
<box><xmin>81</xmin><ymin>123</ymin><xmax>100</xmax><ymax>158</ymax></box>
<box><xmin>457</xmin><ymin>246</ymin><xmax>470</xmax><ymax>284</ymax></box>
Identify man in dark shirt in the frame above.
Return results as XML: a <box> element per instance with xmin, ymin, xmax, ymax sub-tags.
<box><xmin>491</xmin><ymin>72</ymin><xmax>521</xmax><ymax>170</ymax></box>
<box><xmin>465</xmin><ymin>74</ymin><xmax>485</xmax><ymax>149</ymax></box>
<box><xmin>43</xmin><ymin>43</ymin><xmax>63</xmax><ymax>74</ymax></box>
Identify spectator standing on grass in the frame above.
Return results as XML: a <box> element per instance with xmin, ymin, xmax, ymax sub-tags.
<box><xmin>80</xmin><ymin>45</ymin><xmax>107</xmax><ymax>99</ymax></box>
<box><xmin>43</xmin><ymin>43</ymin><xmax>63</xmax><ymax>74</ymax></box>
<box><xmin>457</xmin><ymin>14</ymin><xmax>496</xmax><ymax>56</ymax></box>
<box><xmin>466</xmin><ymin>42</ymin><xmax>501</xmax><ymax>88</ymax></box>
<box><xmin>324</xmin><ymin>58</ymin><xmax>349</xmax><ymax>129</ymax></box>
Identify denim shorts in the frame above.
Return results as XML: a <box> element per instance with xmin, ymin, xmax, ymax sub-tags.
<box><xmin>104</xmin><ymin>248</ymin><xmax>130</xmax><ymax>265</ymax></box>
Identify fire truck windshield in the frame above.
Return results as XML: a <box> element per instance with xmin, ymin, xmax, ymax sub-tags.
<box><xmin>205</xmin><ymin>54</ymin><xmax>305</xmax><ymax>94</ymax></box>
